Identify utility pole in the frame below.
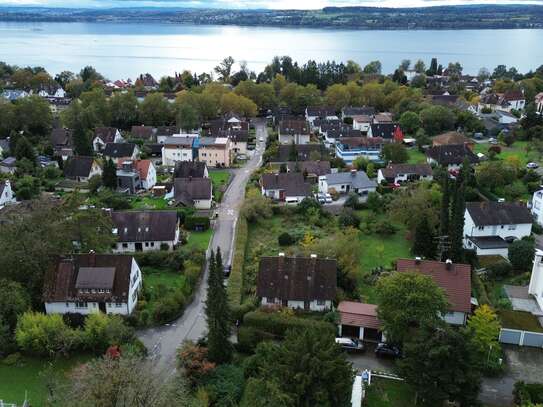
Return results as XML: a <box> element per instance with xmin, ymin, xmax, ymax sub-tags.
<box><xmin>434</xmin><ymin>235</ymin><xmax>451</xmax><ymax>262</ymax></box>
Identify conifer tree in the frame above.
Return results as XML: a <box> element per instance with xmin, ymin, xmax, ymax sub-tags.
<box><xmin>412</xmin><ymin>216</ymin><xmax>436</xmax><ymax>259</ymax></box>
<box><xmin>102</xmin><ymin>158</ymin><xmax>117</xmax><ymax>190</ymax></box>
<box><xmin>449</xmin><ymin>178</ymin><xmax>466</xmax><ymax>263</ymax></box>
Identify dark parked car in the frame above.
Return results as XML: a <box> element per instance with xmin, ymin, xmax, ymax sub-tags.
<box><xmin>223</xmin><ymin>265</ymin><xmax>232</xmax><ymax>277</ymax></box>
<box><xmin>374</xmin><ymin>342</ymin><xmax>401</xmax><ymax>358</ymax></box>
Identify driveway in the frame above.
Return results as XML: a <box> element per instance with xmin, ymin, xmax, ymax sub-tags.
<box><xmin>137</xmin><ymin>120</ymin><xmax>268</xmax><ymax>373</ymax></box>
<box><xmin>349</xmin><ymin>344</ymin><xmax>543</xmax><ymax>406</ymax></box>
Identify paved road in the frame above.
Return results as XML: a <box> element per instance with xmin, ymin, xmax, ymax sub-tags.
<box><xmin>137</xmin><ymin>120</ymin><xmax>268</xmax><ymax>373</ymax></box>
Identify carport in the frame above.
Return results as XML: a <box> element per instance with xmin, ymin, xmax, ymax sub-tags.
<box><xmin>338</xmin><ymin>301</ymin><xmax>383</xmax><ymax>343</ymax></box>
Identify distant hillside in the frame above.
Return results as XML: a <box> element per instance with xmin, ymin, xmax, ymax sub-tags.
<box><xmin>1</xmin><ymin>5</ymin><xmax>543</xmax><ymax>29</ymax></box>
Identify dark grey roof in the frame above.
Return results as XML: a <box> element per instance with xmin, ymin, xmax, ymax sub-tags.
<box><xmin>257</xmin><ymin>255</ymin><xmax>337</xmax><ymax>301</ymax></box>
<box><xmin>75</xmin><ymin>267</ymin><xmax>116</xmax><ymax>290</ymax></box>
<box><xmin>286</xmin><ymin>161</ymin><xmax>331</xmax><ymax>177</ymax></box>
<box><xmin>111</xmin><ymin>211</ymin><xmax>178</xmax><ymax>243</ymax></box>
<box><xmin>342</xmin><ymin>106</ymin><xmax>375</xmax><ymax>117</ymax></box>
<box><xmin>261</xmin><ymin>173</ymin><xmax>312</xmax><ymax>197</ymax></box>
<box><xmin>174</xmin><ymin>161</ymin><xmax>207</xmax><ymax>179</ymax></box>
<box><xmin>380</xmin><ymin>164</ymin><xmax>433</xmax><ymax>178</ymax></box>
<box><xmin>280</xmin><ymin>119</ymin><xmax>310</xmax><ymax>136</ymax></box>
<box><xmin>468</xmin><ymin>236</ymin><xmax>509</xmax><ymax>249</ymax></box>
<box><xmin>103</xmin><ymin>143</ymin><xmax>137</xmax><ymax>158</ymax></box>
<box><xmin>275</xmin><ymin>144</ymin><xmax>329</xmax><ymax>162</ymax></box>
<box><xmin>95</xmin><ymin>127</ymin><xmax>119</xmax><ymax>143</ymax></box>
<box><xmin>174</xmin><ymin>177</ymin><xmax>212</xmax><ymax>206</ymax></box>
<box><xmin>426</xmin><ymin>144</ymin><xmax>479</xmax><ymax>166</ymax></box>
<box><xmin>131</xmin><ymin>125</ymin><xmax>155</xmax><ymax>140</ymax></box>
<box><xmin>63</xmin><ymin>156</ymin><xmax>95</xmax><ymax>178</ymax></box>
<box><xmin>306</xmin><ymin>106</ymin><xmax>336</xmax><ymax>118</ymax></box>
<box><xmin>370</xmin><ymin>123</ymin><xmax>399</xmax><ymax>139</ymax></box>
<box><xmin>156</xmin><ymin>126</ymin><xmax>178</xmax><ymax>137</ymax></box>
<box><xmin>320</xmin><ymin>170</ymin><xmax>377</xmax><ymax>190</ymax></box>
<box><xmin>466</xmin><ymin>202</ymin><xmax>533</xmax><ymax>226</ymax></box>
<box><xmin>51</xmin><ymin>128</ymin><xmax>72</xmax><ymax>147</ymax></box>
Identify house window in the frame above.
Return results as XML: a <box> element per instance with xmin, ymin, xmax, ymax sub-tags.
<box><xmin>65</xmin><ymin>302</ymin><xmax>70</xmax><ymax>307</ymax></box>
<box><xmin>150</xmin><ymin>242</ymin><xmax>155</xmax><ymax>247</ymax></box>
<box><xmin>145</xmin><ymin>242</ymin><xmax>149</xmax><ymax>247</ymax></box>
<box><xmin>478</xmin><ymin>226</ymin><xmax>484</xmax><ymax>231</ymax></box>
<box><xmin>122</xmin><ymin>243</ymin><xmax>128</xmax><ymax>248</ymax></box>
<box><xmin>115</xmin><ymin>302</ymin><xmax>123</xmax><ymax>308</ymax></box>
<box><xmin>316</xmin><ymin>300</ymin><xmax>325</xmax><ymax>306</ymax></box>
<box><xmin>75</xmin><ymin>301</ymin><xmax>87</xmax><ymax>308</ymax></box>
<box><xmin>508</xmin><ymin>225</ymin><xmax>517</xmax><ymax>230</ymax></box>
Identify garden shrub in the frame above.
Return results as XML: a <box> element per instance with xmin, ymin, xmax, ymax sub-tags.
<box><xmin>204</xmin><ymin>364</ymin><xmax>245</xmax><ymax>407</ymax></box>
<box><xmin>83</xmin><ymin>313</ymin><xmax>135</xmax><ymax>353</ymax></box>
<box><xmin>278</xmin><ymin>232</ymin><xmax>295</xmax><ymax>246</ymax></box>
<box><xmin>243</xmin><ymin>311</ymin><xmax>335</xmax><ymax>338</ymax></box>
<box><xmin>236</xmin><ymin>326</ymin><xmax>276</xmax><ymax>353</ymax></box>
<box><xmin>185</xmin><ymin>216</ymin><xmax>211</xmax><ymax>231</ymax></box>
<box><xmin>513</xmin><ymin>381</ymin><xmax>543</xmax><ymax>405</ymax></box>
<box><xmin>488</xmin><ymin>261</ymin><xmax>513</xmax><ymax>279</ymax></box>
<box><xmin>373</xmin><ymin>220</ymin><xmax>398</xmax><ymax>235</ymax></box>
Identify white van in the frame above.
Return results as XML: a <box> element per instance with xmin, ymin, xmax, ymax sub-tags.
<box><xmin>285</xmin><ymin>197</ymin><xmax>299</xmax><ymax>205</ymax></box>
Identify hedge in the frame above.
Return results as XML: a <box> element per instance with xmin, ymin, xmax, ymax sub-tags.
<box><xmin>236</xmin><ymin>326</ymin><xmax>276</xmax><ymax>353</ymax></box>
<box><xmin>185</xmin><ymin>216</ymin><xmax>211</xmax><ymax>231</ymax></box>
<box><xmin>513</xmin><ymin>381</ymin><xmax>543</xmax><ymax>405</ymax></box>
<box><xmin>227</xmin><ymin>217</ymin><xmax>247</xmax><ymax>308</ymax></box>
<box><xmin>243</xmin><ymin>311</ymin><xmax>336</xmax><ymax>338</ymax></box>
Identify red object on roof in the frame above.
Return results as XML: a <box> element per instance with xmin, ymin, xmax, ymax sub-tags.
<box><xmin>396</xmin><ymin>259</ymin><xmax>472</xmax><ymax>313</ymax></box>
<box><xmin>338</xmin><ymin>301</ymin><xmax>381</xmax><ymax>330</ymax></box>
<box><xmin>393</xmin><ymin>126</ymin><xmax>404</xmax><ymax>143</ymax></box>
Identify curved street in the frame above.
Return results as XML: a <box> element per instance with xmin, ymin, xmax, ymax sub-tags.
<box><xmin>137</xmin><ymin>119</ymin><xmax>267</xmax><ymax>373</ymax></box>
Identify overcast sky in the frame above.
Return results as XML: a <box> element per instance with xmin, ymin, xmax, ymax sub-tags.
<box><xmin>3</xmin><ymin>0</ymin><xmax>543</xmax><ymax>9</ymax></box>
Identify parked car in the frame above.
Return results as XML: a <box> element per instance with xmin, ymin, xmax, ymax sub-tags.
<box><xmin>374</xmin><ymin>342</ymin><xmax>401</xmax><ymax>358</ymax></box>
<box><xmin>335</xmin><ymin>337</ymin><xmax>365</xmax><ymax>352</ymax></box>
<box><xmin>223</xmin><ymin>265</ymin><xmax>231</xmax><ymax>277</ymax></box>
<box><xmin>324</xmin><ymin>193</ymin><xmax>333</xmax><ymax>204</ymax></box>
<box><xmin>489</xmin><ymin>138</ymin><xmax>498</xmax><ymax>145</ymax></box>
<box><xmin>527</xmin><ymin>162</ymin><xmax>539</xmax><ymax>169</ymax></box>
<box><xmin>259</xmin><ymin>137</ymin><xmax>264</xmax><ymax>143</ymax></box>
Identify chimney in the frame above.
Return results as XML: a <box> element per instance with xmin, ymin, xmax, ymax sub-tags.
<box><xmin>445</xmin><ymin>259</ymin><xmax>453</xmax><ymax>270</ymax></box>
<box><xmin>415</xmin><ymin>256</ymin><xmax>421</xmax><ymax>264</ymax></box>
<box><xmin>310</xmin><ymin>254</ymin><xmax>318</xmax><ymax>259</ymax></box>
<box><xmin>278</xmin><ymin>252</ymin><xmax>285</xmax><ymax>257</ymax></box>
<box><xmin>89</xmin><ymin>250</ymin><xmax>96</xmax><ymax>266</ymax></box>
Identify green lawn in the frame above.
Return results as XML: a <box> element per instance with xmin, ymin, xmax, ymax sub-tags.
<box><xmin>186</xmin><ymin>229</ymin><xmax>213</xmax><ymax>251</ymax></box>
<box><xmin>129</xmin><ymin>195</ymin><xmax>169</xmax><ymax>210</ymax></box>
<box><xmin>406</xmin><ymin>148</ymin><xmax>427</xmax><ymax>164</ymax></box>
<box><xmin>474</xmin><ymin>141</ymin><xmax>538</xmax><ymax>166</ymax></box>
<box><xmin>0</xmin><ymin>354</ymin><xmax>94</xmax><ymax>406</ymax></box>
<box><xmin>364</xmin><ymin>378</ymin><xmax>415</xmax><ymax>407</ymax></box>
<box><xmin>209</xmin><ymin>170</ymin><xmax>231</xmax><ymax>202</ymax></box>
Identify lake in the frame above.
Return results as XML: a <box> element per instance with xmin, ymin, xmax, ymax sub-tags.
<box><xmin>1</xmin><ymin>21</ymin><xmax>542</xmax><ymax>80</ymax></box>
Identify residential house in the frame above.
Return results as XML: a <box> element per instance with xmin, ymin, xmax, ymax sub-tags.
<box><xmin>495</xmin><ymin>110</ymin><xmax>519</xmax><ymax>125</ymax></box>
<box><xmin>261</xmin><ymin>173</ymin><xmax>311</xmax><ymax>204</ymax></box>
<box><xmin>43</xmin><ymin>254</ymin><xmax>142</xmax><ymax>316</ymax></box>
<box><xmin>257</xmin><ymin>253</ymin><xmax>337</xmax><ymax>311</ymax></box>
<box><xmin>286</xmin><ymin>161</ymin><xmax>331</xmax><ymax>183</ymax></box>
<box><xmin>351</xmin><ymin>115</ymin><xmax>373</xmax><ymax>134</ymax></box>
<box><xmin>426</xmin><ymin>144</ymin><xmax>479</xmax><ymax>171</ymax></box>
<box><xmin>318</xmin><ymin>170</ymin><xmax>377</xmax><ymax>196</ymax></box>
<box><xmin>338</xmin><ymin>301</ymin><xmax>383</xmax><ymax>342</ymax></box>
<box><xmin>50</xmin><ymin>128</ymin><xmax>73</xmax><ymax>160</ymax></box>
<box><xmin>38</xmin><ymin>86</ymin><xmax>66</xmax><ymax>99</ymax></box>
<box><xmin>198</xmin><ymin>137</ymin><xmax>231</xmax><ymax>167</ymax></box>
<box><xmin>156</xmin><ymin>126</ymin><xmax>180</xmax><ymax>144</ymax></box>
<box><xmin>103</xmin><ymin>143</ymin><xmax>139</xmax><ymax>161</ymax></box>
<box><xmin>0</xmin><ymin>180</ymin><xmax>15</xmax><ymax>208</ymax></box>
<box><xmin>305</xmin><ymin>107</ymin><xmax>338</xmax><ymax>129</ymax></box>
<box><xmin>133</xmin><ymin>159</ymin><xmax>156</xmax><ymax>190</ymax></box>
<box><xmin>373</xmin><ymin>113</ymin><xmax>394</xmax><ymax>124</ymax></box>
<box><xmin>335</xmin><ymin>137</ymin><xmax>389</xmax><ymax>165</ymax></box>
<box><xmin>131</xmin><ymin>125</ymin><xmax>156</xmax><ymax>141</ymax></box>
<box><xmin>272</xmin><ymin>144</ymin><xmax>329</xmax><ymax>163</ymax></box>
<box><xmin>0</xmin><ymin>138</ymin><xmax>9</xmax><ymax>157</ymax></box>
<box><xmin>528</xmin><ymin>249</ymin><xmax>543</xmax><ymax>311</ymax></box>
<box><xmin>174</xmin><ymin>161</ymin><xmax>209</xmax><ymax>179</ymax></box>
<box><xmin>138</xmin><ymin>73</ymin><xmax>159</xmax><ymax>90</ymax></box>
<box><xmin>173</xmin><ymin>177</ymin><xmax>213</xmax><ymax>209</ymax></box>
<box><xmin>432</xmin><ymin>131</ymin><xmax>474</xmax><ymax>150</ymax></box>
<box><xmin>499</xmin><ymin>90</ymin><xmax>525</xmax><ymax>111</ymax></box>
<box><xmin>531</xmin><ymin>189</ymin><xmax>543</xmax><ymax>226</ymax></box>
<box><xmin>368</xmin><ymin>123</ymin><xmax>403</xmax><ymax>141</ymax></box>
<box><xmin>1</xmin><ymin>89</ymin><xmax>28</xmax><ymax>101</ymax></box>
<box><xmin>112</xmin><ymin>211</ymin><xmax>180</xmax><ymax>253</ymax></box>
<box><xmin>536</xmin><ymin>92</ymin><xmax>543</xmax><ymax>115</ymax></box>
<box><xmin>63</xmin><ymin>156</ymin><xmax>102</xmax><ymax>182</ymax></box>
<box><xmin>93</xmin><ymin>127</ymin><xmax>123</xmax><ymax>152</ymax></box>
<box><xmin>464</xmin><ymin>201</ymin><xmax>533</xmax><ymax>257</ymax></box>
<box><xmin>397</xmin><ymin>258</ymin><xmax>472</xmax><ymax>326</ymax></box>
<box><xmin>221</xmin><ymin>129</ymin><xmax>248</xmax><ymax>156</ymax></box>
<box><xmin>341</xmin><ymin>106</ymin><xmax>375</xmax><ymax>120</ymax></box>
<box><xmin>161</xmin><ymin>137</ymin><xmax>195</xmax><ymax>166</ymax></box>
<box><xmin>0</xmin><ymin>157</ymin><xmax>16</xmax><ymax>174</ymax></box>
<box><xmin>116</xmin><ymin>161</ymin><xmax>141</xmax><ymax>194</ymax></box>
<box><xmin>377</xmin><ymin>163</ymin><xmax>433</xmax><ymax>185</ymax></box>
<box><xmin>278</xmin><ymin>119</ymin><xmax>311</xmax><ymax>145</ymax></box>
<box><xmin>320</xmin><ymin>122</ymin><xmax>362</xmax><ymax>147</ymax></box>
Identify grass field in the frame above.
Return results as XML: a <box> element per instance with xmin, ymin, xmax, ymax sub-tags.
<box><xmin>474</xmin><ymin>141</ymin><xmax>538</xmax><ymax>166</ymax></box>
<box><xmin>210</xmin><ymin>170</ymin><xmax>231</xmax><ymax>202</ymax></box>
<box><xmin>364</xmin><ymin>378</ymin><xmax>415</xmax><ymax>407</ymax></box>
<box><xmin>129</xmin><ymin>195</ymin><xmax>169</xmax><ymax>210</ymax></box>
<box><xmin>0</xmin><ymin>354</ymin><xmax>94</xmax><ymax>406</ymax></box>
<box><xmin>186</xmin><ymin>229</ymin><xmax>213</xmax><ymax>251</ymax></box>
<box><xmin>407</xmin><ymin>148</ymin><xmax>427</xmax><ymax>164</ymax></box>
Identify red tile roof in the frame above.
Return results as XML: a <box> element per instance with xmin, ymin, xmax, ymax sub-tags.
<box><xmin>134</xmin><ymin>160</ymin><xmax>152</xmax><ymax>180</ymax></box>
<box><xmin>338</xmin><ymin>301</ymin><xmax>381</xmax><ymax>329</ymax></box>
<box><xmin>396</xmin><ymin>259</ymin><xmax>472</xmax><ymax>313</ymax></box>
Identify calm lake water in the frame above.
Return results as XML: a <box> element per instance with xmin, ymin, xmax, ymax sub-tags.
<box><xmin>1</xmin><ymin>21</ymin><xmax>543</xmax><ymax>80</ymax></box>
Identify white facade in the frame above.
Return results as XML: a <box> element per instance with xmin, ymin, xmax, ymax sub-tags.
<box><xmin>529</xmin><ymin>249</ymin><xmax>543</xmax><ymax>311</ymax></box>
<box><xmin>463</xmin><ymin>210</ymin><xmax>532</xmax><ymax>246</ymax></box>
<box><xmin>92</xmin><ymin>130</ymin><xmax>123</xmax><ymax>152</ymax></box>
<box><xmin>278</xmin><ymin>132</ymin><xmax>310</xmax><ymax>145</ymax></box>
<box><xmin>113</xmin><ymin>231</ymin><xmax>179</xmax><ymax>253</ymax></box>
<box><xmin>0</xmin><ymin>180</ymin><xmax>16</xmax><ymax>208</ymax></box>
<box><xmin>261</xmin><ymin>296</ymin><xmax>332</xmax><ymax>311</ymax></box>
<box><xmin>230</xmin><ymin>140</ymin><xmax>248</xmax><ymax>156</ymax></box>
<box><xmin>193</xmin><ymin>197</ymin><xmax>213</xmax><ymax>210</ymax></box>
<box><xmin>442</xmin><ymin>311</ymin><xmax>468</xmax><ymax>326</ymax></box>
<box><xmin>377</xmin><ymin>169</ymin><xmax>433</xmax><ymax>185</ymax></box>
<box><xmin>162</xmin><ymin>145</ymin><xmax>193</xmax><ymax>166</ymax></box>
<box><xmin>318</xmin><ymin>176</ymin><xmax>376</xmax><ymax>196</ymax></box>
<box><xmin>260</xmin><ymin>186</ymin><xmax>307</xmax><ymax>204</ymax></box>
<box><xmin>45</xmin><ymin>258</ymin><xmax>142</xmax><ymax>316</ymax></box>
<box><xmin>531</xmin><ymin>190</ymin><xmax>543</xmax><ymax>226</ymax></box>
<box><xmin>352</xmin><ymin>117</ymin><xmax>371</xmax><ymax>133</ymax></box>
<box><xmin>141</xmin><ymin>162</ymin><xmax>157</xmax><ymax>190</ymax></box>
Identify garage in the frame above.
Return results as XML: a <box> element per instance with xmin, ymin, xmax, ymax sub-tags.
<box><xmin>338</xmin><ymin>301</ymin><xmax>384</xmax><ymax>343</ymax></box>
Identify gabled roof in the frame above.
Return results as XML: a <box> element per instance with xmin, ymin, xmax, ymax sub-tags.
<box><xmin>162</xmin><ymin>137</ymin><xmax>194</xmax><ymax>147</ymax></box>
<box><xmin>306</xmin><ymin>106</ymin><xmax>337</xmax><ymax>118</ymax></box>
<box><xmin>103</xmin><ymin>143</ymin><xmax>137</xmax><ymax>158</ymax></box>
<box><xmin>338</xmin><ymin>301</ymin><xmax>381</xmax><ymax>330</ymax></box>
<box><xmin>156</xmin><ymin>126</ymin><xmax>178</xmax><ymax>137</ymax></box>
<box><xmin>51</xmin><ymin>128</ymin><xmax>72</xmax><ymax>147</ymax></box>
<box><xmin>279</xmin><ymin>119</ymin><xmax>310</xmax><ymax>136</ymax></box>
<box><xmin>174</xmin><ymin>177</ymin><xmax>212</xmax><ymax>206</ymax></box>
<box><xmin>338</xmin><ymin>137</ymin><xmax>388</xmax><ymax>150</ymax></box>
<box><xmin>63</xmin><ymin>156</ymin><xmax>96</xmax><ymax>178</ymax></box>
<box><xmin>275</xmin><ymin>144</ymin><xmax>329</xmax><ymax>162</ymax></box>
<box><xmin>466</xmin><ymin>202</ymin><xmax>533</xmax><ymax>226</ymax></box>
<box><xmin>432</xmin><ymin>131</ymin><xmax>472</xmax><ymax>146</ymax></box>
<box><xmin>95</xmin><ymin>127</ymin><xmax>119</xmax><ymax>143</ymax></box>
<box><xmin>43</xmin><ymin>254</ymin><xmax>135</xmax><ymax>303</ymax></box>
<box><xmin>174</xmin><ymin>161</ymin><xmax>207</xmax><ymax>179</ymax></box>
<box><xmin>131</xmin><ymin>125</ymin><xmax>155</xmax><ymax>140</ymax></box>
<box><xmin>396</xmin><ymin>258</ymin><xmax>472</xmax><ymax>313</ymax></box>
<box><xmin>286</xmin><ymin>161</ymin><xmax>331</xmax><ymax>177</ymax></box>
<box><xmin>370</xmin><ymin>123</ymin><xmax>399</xmax><ymax>139</ymax></box>
<box><xmin>321</xmin><ymin>170</ymin><xmax>376</xmax><ymax>190</ymax></box>
<box><xmin>111</xmin><ymin>211</ymin><xmax>178</xmax><ymax>243</ymax></box>
<box><xmin>342</xmin><ymin>106</ymin><xmax>375</xmax><ymax>117</ymax></box>
<box><xmin>257</xmin><ymin>255</ymin><xmax>337</xmax><ymax>301</ymax></box>
<box><xmin>425</xmin><ymin>144</ymin><xmax>479</xmax><ymax>165</ymax></box>
<box><xmin>134</xmin><ymin>160</ymin><xmax>152</xmax><ymax>180</ymax></box>
<box><xmin>502</xmin><ymin>90</ymin><xmax>524</xmax><ymax>102</ymax></box>
<box><xmin>380</xmin><ymin>163</ymin><xmax>433</xmax><ymax>178</ymax></box>
<box><xmin>260</xmin><ymin>173</ymin><xmax>311</xmax><ymax>197</ymax></box>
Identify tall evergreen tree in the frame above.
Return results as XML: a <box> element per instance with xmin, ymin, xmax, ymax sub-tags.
<box><xmin>449</xmin><ymin>178</ymin><xmax>466</xmax><ymax>263</ymax></box>
<box><xmin>102</xmin><ymin>158</ymin><xmax>117</xmax><ymax>190</ymax></box>
<box><xmin>412</xmin><ymin>217</ymin><xmax>436</xmax><ymax>260</ymax></box>
<box><xmin>439</xmin><ymin>174</ymin><xmax>450</xmax><ymax>238</ymax></box>
<box><xmin>205</xmin><ymin>247</ymin><xmax>232</xmax><ymax>364</ymax></box>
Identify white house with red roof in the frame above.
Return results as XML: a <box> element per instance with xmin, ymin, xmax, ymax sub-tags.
<box><xmin>116</xmin><ymin>159</ymin><xmax>156</xmax><ymax>191</ymax></box>
<box><xmin>396</xmin><ymin>258</ymin><xmax>472</xmax><ymax>326</ymax></box>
